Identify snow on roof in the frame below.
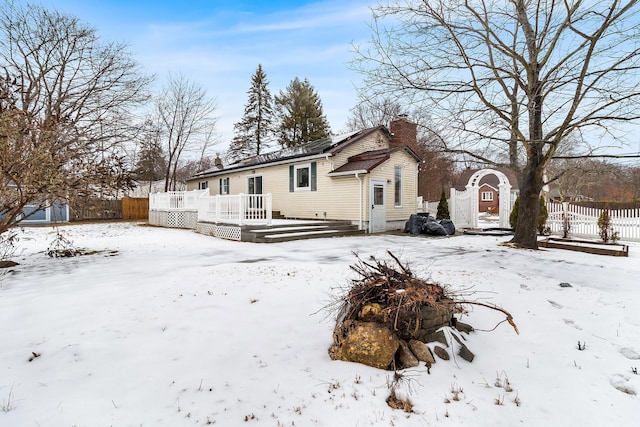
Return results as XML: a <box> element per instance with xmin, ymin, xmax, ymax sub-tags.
<box><xmin>192</xmin><ymin>128</ymin><xmax>377</xmax><ymax>179</ymax></box>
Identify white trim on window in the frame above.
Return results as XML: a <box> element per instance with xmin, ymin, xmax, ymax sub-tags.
<box><xmin>394</xmin><ymin>165</ymin><xmax>402</xmax><ymax>207</ymax></box>
<box><xmin>481</xmin><ymin>191</ymin><xmax>494</xmax><ymax>201</ymax></box>
<box><xmin>294</xmin><ymin>163</ymin><xmax>311</xmax><ymax>191</ymax></box>
<box><xmin>247</xmin><ymin>174</ymin><xmax>263</xmax><ymax>195</ymax></box>
<box><xmin>219</xmin><ymin>177</ymin><xmax>229</xmax><ymax>194</ymax></box>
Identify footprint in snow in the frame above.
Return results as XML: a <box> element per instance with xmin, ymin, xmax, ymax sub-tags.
<box><xmin>563</xmin><ymin>319</ymin><xmax>582</xmax><ymax>330</ymax></box>
<box><xmin>547</xmin><ymin>300</ymin><xmax>563</xmax><ymax>309</ymax></box>
<box><xmin>610</xmin><ymin>374</ymin><xmax>637</xmax><ymax>395</ymax></box>
<box><xmin>619</xmin><ymin>347</ymin><xmax>640</xmax><ymax>360</ymax></box>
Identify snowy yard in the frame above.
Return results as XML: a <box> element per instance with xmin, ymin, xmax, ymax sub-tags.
<box><xmin>1</xmin><ymin>222</ymin><xmax>638</xmax><ymax>426</ymax></box>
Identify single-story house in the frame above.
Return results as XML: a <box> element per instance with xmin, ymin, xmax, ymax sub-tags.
<box><xmin>186</xmin><ymin>123</ymin><xmax>421</xmax><ymax>232</ymax></box>
<box><xmin>454</xmin><ymin>168</ymin><xmax>519</xmax><ymax>213</ymax></box>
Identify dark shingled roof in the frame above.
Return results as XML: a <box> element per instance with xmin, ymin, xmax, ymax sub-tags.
<box><xmin>191</xmin><ymin>127</ymin><xmax>387</xmax><ymax>179</ymax></box>
<box><xmin>329</xmin><ymin>147</ymin><xmax>421</xmax><ymax>176</ymax></box>
<box><xmin>329</xmin><ymin>152</ymin><xmax>390</xmax><ymax>174</ymax></box>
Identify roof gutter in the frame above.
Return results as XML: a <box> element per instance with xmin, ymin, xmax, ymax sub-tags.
<box><xmin>326</xmin><ymin>169</ymin><xmax>369</xmax><ymax>177</ymax></box>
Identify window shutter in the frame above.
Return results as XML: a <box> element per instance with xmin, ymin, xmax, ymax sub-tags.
<box><xmin>310</xmin><ymin>162</ymin><xmax>317</xmax><ymax>191</ymax></box>
<box><xmin>219</xmin><ymin>179</ymin><xmax>223</xmax><ymax>194</ymax></box>
<box><xmin>289</xmin><ymin>165</ymin><xmax>294</xmax><ymax>192</ymax></box>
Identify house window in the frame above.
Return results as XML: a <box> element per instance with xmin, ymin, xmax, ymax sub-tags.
<box><xmin>219</xmin><ymin>177</ymin><xmax>229</xmax><ymax>195</ymax></box>
<box><xmin>198</xmin><ymin>181</ymin><xmax>209</xmax><ymax>190</ymax></box>
<box><xmin>295</xmin><ymin>164</ymin><xmax>310</xmax><ymax>190</ymax></box>
<box><xmin>247</xmin><ymin>175</ymin><xmax>262</xmax><ymax>195</ymax></box>
<box><xmin>481</xmin><ymin>191</ymin><xmax>494</xmax><ymax>201</ymax></box>
<box><xmin>394</xmin><ymin>165</ymin><xmax>402</xmax><ymax>207</ymax></box>
<box><xmin>289</xmin><ymin>162</ymin><xmax>316</xmax><ymax>192</ymax></box>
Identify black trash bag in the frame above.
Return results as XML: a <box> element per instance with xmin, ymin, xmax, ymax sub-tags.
<box><xmin>407</xmin><ymin>214</ymin><xmax>427</xmax><ymax>234</ymax></box>
<box><xmin>404</xmin><ymin>221</ymin><xmax>410</xmax><ymax>233</ymax></box>
<box><xmin>422</xmin><ymin>220</ymin><xmax>448</xmax><ymax>236</ymax></box>
<box><xmin>439</xmin><ymin>219</ymin><xmax>456</xmax><ymax>235</ymax></box>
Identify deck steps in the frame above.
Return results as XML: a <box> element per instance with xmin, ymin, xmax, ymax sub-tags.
<box><xmin>242</xmin><ymin>221</ymin><xmax>364</xmax><ymax>243</ymax></box>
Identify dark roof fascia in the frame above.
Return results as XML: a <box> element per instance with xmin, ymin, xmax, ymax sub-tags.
<box><xmin>399</xmin><ymin>145</ymin><xmax>422</xmax><ymax>163</ymax></box>
<box><xmin>479</xmin><ymin>183</ymin><xmax>499</xmax><ymax>192</ymax></box>
<box><xmin>339</xmin><ymin>154</ymin><xmax>390</xmax><ymax>174</ymax></box>
<box><xmin>326</xmin><ymin>169</ymin><xmax>370</xmax><ymax>177</ymax></box>
<box><xmin>326</xmin><ymin>146</ymin><xmax>420</xmax><ymax>178</ymax></box>
<box><xmin>348</xmin><ymin>145</ymin><xmax>420</xmax><ymax>163</ymax></box>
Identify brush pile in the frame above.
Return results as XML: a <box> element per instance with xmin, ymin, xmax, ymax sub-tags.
<box><xmin>329</xmin><ymin>252</ymin><xmax>517</xmax><ymax>370</ymax></box>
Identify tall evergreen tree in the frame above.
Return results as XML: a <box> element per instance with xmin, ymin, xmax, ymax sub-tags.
<box><xmin>228</xmin><ymin>65</ymin><xmax>275</xmax><ymax>162</ymax></box>
<box><xmin>134</xmin><ymin>142</ymin><xmax>166</xmax><ymax>182</ymax></box>
<box><xmin>275</xmin><ymin>77</ymin><xmax>330</xmax><ymax>148</ymax></box>
<box><xmin>134</xmin><ymin>120</ymin><xmax>166</xmax><ymax>182</ymax></box>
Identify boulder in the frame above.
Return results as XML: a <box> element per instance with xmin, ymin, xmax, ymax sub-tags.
<box><xmin>422</xmin><ymin>329</ymin><xmax>448</xmax><ymax>346</ymax></box>
<box><xmin>454</xmin><ymin>320</ymin><xmax>474</xmax><ymax>334</ymax></box>
<box><xmin>408</xmin><ymin>339</ymin><xmax>436</xmax><ymax>365</ymax></box>
<box><xmin>329</xmin><ymin>320</ymin><xmax>400</xmax><ymax>370</ymax></box>
<box><xmin>396</xmin><ymin>340</ymin><xmax>420</xmax><ymax>368</ymax></box>
<box><xmin>433</xmin><ymin>345</ymin><xmax>450</xmax><ymax>360</ymax></box>
<box><xmin>359</xmin><ymin>303</ymin><xmax>388</xmax><ymax>323</ymax></box>
<box><xmin>451</xmin><ymin>331</ymin><xmax>475</xmax><ymax>362</ymax></box>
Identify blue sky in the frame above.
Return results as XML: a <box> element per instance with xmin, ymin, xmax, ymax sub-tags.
<box><xmin>35</xmin><ymin>0</ymin><xmax>375</xmax><ymax>152</ymax></box>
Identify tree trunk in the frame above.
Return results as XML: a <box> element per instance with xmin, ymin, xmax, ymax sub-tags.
<box><xmin>512</xmin><ymin>145</ymin><xmax>544</xmax><ymax>249</ymax></box>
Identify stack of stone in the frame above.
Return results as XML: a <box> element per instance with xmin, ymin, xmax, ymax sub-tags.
<box><xmin>329</xmin><ymin>300</ymin><xmax>475</xmax><ymax>370</ymax></box>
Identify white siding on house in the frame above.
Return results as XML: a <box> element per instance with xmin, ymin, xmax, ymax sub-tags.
<box><xmin>185</xmin><ymin>129</ymin><xmax>418</xmax><ymax>230</ymax></box>
<box><xmin>366</xmin><ymin>151</ymin><xmax>418</xmax><ymax>224</ymax></box>
<box><xmin>331</xmin><ymin>132</ymin><xmax>388</xmax><ymax>168</ymax></box>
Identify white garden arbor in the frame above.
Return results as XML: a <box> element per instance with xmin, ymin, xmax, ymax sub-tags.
<box><xmin>450</xmin><ymin>168</ymin><xmax>515</xmax><ymax>229</ymax></box>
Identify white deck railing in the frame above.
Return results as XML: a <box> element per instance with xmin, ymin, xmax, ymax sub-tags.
<box><xmin>149</xmin><ymin>190</ymin><xmax>272</xmax><ymax>226</ymax></box>
<box><xmin>546</xmin><ymin>201</ymin><xmax>640</xmax><ymax>241</ymax></box>
<box><xmin>149</xmin><ymin>190</ymin><xmax>205</xmax><ymax>211</ymax></box>
<box><xmin>197</xmin><ymin>191</ymin><xmax>272</xmax><ymax>225</ymax></box>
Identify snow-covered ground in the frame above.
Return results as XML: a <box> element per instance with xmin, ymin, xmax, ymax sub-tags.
<box><xmin>1</xmin><ymin>222</ymin><xmax>638</xmax><ymax>426</ymax></box>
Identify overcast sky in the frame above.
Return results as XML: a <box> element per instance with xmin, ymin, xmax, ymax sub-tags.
<box><xmin>35</xmin><ymin>0</ymin><xmax>374</xmax><ymax>153</ymax></box>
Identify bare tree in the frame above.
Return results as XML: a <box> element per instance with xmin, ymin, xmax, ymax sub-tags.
<box><xmin>345</xmin><ymin>96</ymin><xmax>405</xmax><ymax>131</ymax></box>
<box><xmin>346</xmin><ymin>96</ymin><xmax>456</xmax><ymax>200</ymax></box>
<box><xmin>353</xmin><ymin>0</ymin><xmax>640</xmax><ymax>248</ymax></box>
<box><xmin>154</xmin><ymin>74</ymin><xmax>218</xmax><ymax>191</ymax></box>
<box><xmin>0</xmin><ymin>3</ymin><xmax>152</xmax><ymax>234</ymax></box>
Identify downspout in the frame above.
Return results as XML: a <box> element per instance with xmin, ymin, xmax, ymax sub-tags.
<box><xmin>356</xmin><ymin>173</ymin><xmax>363</xmax><ymax>231</ymax></box>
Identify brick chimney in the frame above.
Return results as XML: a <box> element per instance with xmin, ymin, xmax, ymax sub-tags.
<box><xmin>214</xmin><ymin>153</ymin><xmax>223</xmax><ymax>169</ymax></box>
<box><xmin>390</xmin><ymin>115</ymin><xmax>418</xmax><ymax>149</ymax></box>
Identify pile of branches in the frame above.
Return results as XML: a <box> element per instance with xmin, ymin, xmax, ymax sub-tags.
<box><xmin>336</xmin><ymin>251</ymin><xmax>453</xmax><ymax>340</ymax></box>
<box><xmin>332</xmin><ymin>251</ymin><xmax>519</xmax><ymax>339</ymax></box>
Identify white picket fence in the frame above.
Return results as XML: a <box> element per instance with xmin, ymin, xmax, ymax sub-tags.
<box><xmin>149</xmin><ymin>189</ymin><xmax>272</xmax><ymax>226</ymax></box>
<box><xmin>546</xmin><ymin>202</ymin><xmax>640</xmax><ymax>241</ymax></box>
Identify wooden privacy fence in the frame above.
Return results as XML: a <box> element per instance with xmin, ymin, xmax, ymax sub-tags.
<box><xmin>70</xmin><ymin>199</ymin><xmax>122</xmax><ymax>221</ymax></box>
<box><xmin>69</xmin><ymin>197</ymin><xmax>149</xmax><ymax>221</ymax></box>
<box><xmin>546</xmin><ymin>201</ymin><xmax>640</xmax><ymax>241</ymax></box>
<box><xmin>122</xmin><ymin>197</ymin><xmax>149</xmax><ymax>220</ymax></box>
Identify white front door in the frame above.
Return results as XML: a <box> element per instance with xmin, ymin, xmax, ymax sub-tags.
<box><xmin>369</xmin><ymin>180</ymin><xmax>386</xmax><ymax>233</ymax></box>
